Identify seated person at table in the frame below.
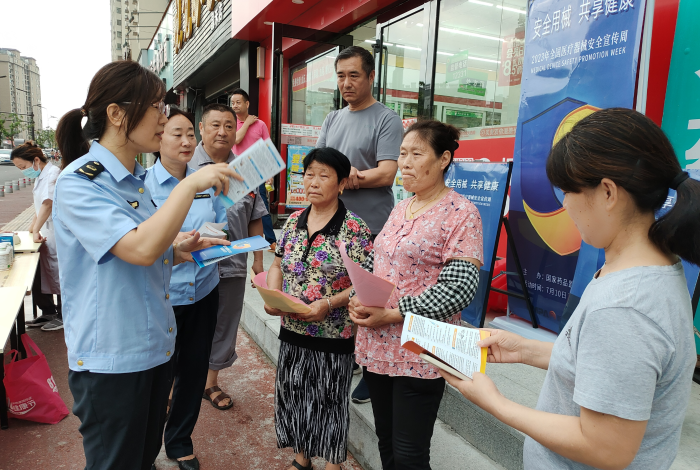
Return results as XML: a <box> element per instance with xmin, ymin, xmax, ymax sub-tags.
<box><xmin>264</xmin><ymin>147</ymin><xmax>373</xmax><ymax>470</ymax></box>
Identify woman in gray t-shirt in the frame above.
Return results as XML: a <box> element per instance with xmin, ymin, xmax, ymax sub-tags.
<box><xmin>441</xmin><ymin>108</ymin><xmax>698</xmax><ymax>470</ymax></box>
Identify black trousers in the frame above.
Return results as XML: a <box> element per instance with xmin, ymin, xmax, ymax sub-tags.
<box><xmin>68</xmin><ymin>359</ymin><xmax>173</xmax><ymax>470</ymax></box>
<box><xmin>364</xmin><ymin>369</ymin><xmax>446</xmax><ymax>470</ymax></box>
<box><xmin>32</xmin><ymin>261</ymin><xmax>61</xmax><ymax>318</ymax></box>
<box><xmin>165</xmin><ymin>286</ymin><xmax>219</xmax><ymax>458</ymax></box>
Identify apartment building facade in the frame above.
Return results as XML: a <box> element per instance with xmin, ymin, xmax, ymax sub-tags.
<box><xmin>110</xmin><ymin>0</ymin><xmax>169</xmax><ymax>61</ymax></box>
<box><xmin>0</xmin><ymin>48</ymin><xmax>42</xmax><ymax>143</ymax></box>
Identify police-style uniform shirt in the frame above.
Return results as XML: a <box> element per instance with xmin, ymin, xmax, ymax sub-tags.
<box><xmin>145</xmin><ymin>159</ymin><xmax>227</xmax><ymax>306</ymax></box>
<box><xmin>53</xmin><ymin>142</ymin><xmax>175</xmax><ymax>374</ymax></box>
<box><xmin>189</xmin><ymin>142</ymin><xmax>268</xmax><ymax>278</ymax></box>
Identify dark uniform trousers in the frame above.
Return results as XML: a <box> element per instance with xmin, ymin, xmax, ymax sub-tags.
<box><xmin>165</xmin><ymin>285</ymin><xmax>219</xmax><ymax>459</ymax></box>
<box><xmin>69</xmin><ymin>359</ymin><xmax>173</xmax><ymax>470</ymax></box>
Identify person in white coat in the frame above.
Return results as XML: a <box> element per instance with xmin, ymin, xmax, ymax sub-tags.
<box><xmin>11</xmin><ymin>141</ymin><xmax>63</xmax><ymax>331</ymax></box>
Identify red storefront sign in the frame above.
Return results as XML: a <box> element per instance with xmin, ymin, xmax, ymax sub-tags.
<box><xmin>292</xmin><ymin>68</ymin><xmax>307</xmax><ymax>92</ymax></box>
<box><xmin>499</xmin><ymin>33</ymin><xmax>525</xmax><ymax>87</ymax></box>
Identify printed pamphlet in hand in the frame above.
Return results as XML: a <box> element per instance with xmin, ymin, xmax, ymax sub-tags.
<box><xmin>219</xmin><ymin>138</ymin><xmax>285</xmax><ymax>207</ymax></box>
<box><xmin>400</xmin><ymin>313</ymin><xmax>489</xmax><ymax>380</ymax></box>
<box><xmin>191</xmin><ymin>236</ymin><xmax>269</xmax><ymax>268</ymax></box>
<box><xmin>250</xmin><ymin>270</ymin><xmax>312</xmax><ymax>314</ymax></box>
<box><xmin>339</xmin><ymin>242</ymin><xmax>395</xmax><ymax>307</ymax></box>
<box><xmin>196</xmin><ymin>222</ymin><xmax>227</xmax><ymax>239</ymax></box>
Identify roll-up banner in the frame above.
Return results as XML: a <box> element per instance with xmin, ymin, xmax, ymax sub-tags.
<box><xmin>445</xmin><ymin>163</ymin><xmax>511</xmax><ymax>327</ymax></box>
<box><xmin>508</xmin><ymin>0</ymin><xmax>647</xmax><ymax>332</ymax></box>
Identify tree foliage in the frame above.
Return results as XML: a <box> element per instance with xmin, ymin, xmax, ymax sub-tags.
<box><xmin>0</xmin><ymin>114</ymin><xmax>26</xmax><ymax>144</ymax></box>
<box><xmin>35</xmin><ymin>128</ymin><xmax>56</xmax><ymax>149</ymax></box>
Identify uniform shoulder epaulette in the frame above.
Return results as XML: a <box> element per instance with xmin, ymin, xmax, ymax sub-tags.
<box><xmin>75</xmin><ymin>161</ymin><xmax>105</xmax><ymax>180</ymax></box>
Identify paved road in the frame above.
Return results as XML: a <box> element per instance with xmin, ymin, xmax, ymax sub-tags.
<box><xmin>0</xmin><ymin>163</ymin><xmax>25</xmax><ymax>182</ymax></box>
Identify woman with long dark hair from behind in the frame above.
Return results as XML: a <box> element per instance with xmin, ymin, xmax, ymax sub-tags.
<box><xmin>54</xmin><ymin>61</ymin><xmax>240</xmax><ymax>470</ymax></box>
<box><xmin>442</xmin><ymin>108</ymin><xmax>698</xmax><ymax>470</ymax></box>
<box><xmin>11</xmin><ymin>142</ymin><xmax>63</xmax><ymax>331</ymax></box>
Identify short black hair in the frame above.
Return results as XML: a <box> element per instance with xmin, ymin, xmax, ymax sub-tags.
<box><xmin>230</xmin><ymin>88</ymin><xmax>250</xmax><ymax>102</ymax></box>
<box><xmin>201</xmin><ymin>103</ymin><xmax>235</xmax><ymax>124</ymax></box>
<box><xmin>303</xmin><ymin>147</ymin><xmax>351</xmax><ymax>183</ymax></box>
<box><xmin>335</xmin><ymin>46</ymin><xmax>374</xmax><ymax>78</ymax></box>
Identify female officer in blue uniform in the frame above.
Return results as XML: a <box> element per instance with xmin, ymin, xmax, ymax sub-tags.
<box><xmin>53</xmin><ymin>61</ymin><xmax>239</xmax><ymax>470</ymax></box>
<box><xmin>145</xmin><ymin>108</ymin><xmax>226</xmax><ymax>470</ymax></box>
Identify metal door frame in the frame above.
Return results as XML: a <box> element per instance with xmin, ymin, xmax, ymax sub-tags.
<box><xmin>270</xmin><ymin>24</ymin><xmax>353</xmax><ymax>152</ymax></box>
<box><xmin>373</xmin><ymin>0</ymin><xmax>440</xmax><ymax>120</ymax></box>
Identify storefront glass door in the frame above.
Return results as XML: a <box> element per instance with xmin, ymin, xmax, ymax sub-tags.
<box><xmin>376</xmin><ymin>9</ymin><xmax>426</xmax><ymax>120</ymax></box>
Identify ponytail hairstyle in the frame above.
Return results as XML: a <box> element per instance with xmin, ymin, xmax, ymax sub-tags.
<box><xmin>546</xmin><ymin>107</ymin><xmax>700</xmax><ymax>266</ymax></box>
<box><xmin>56</xmin><ymin>60</ymin><xmax>166</xmax><ymax>170</ymax></box>
<box><xmin>11</xmin><ymin>140</ymin><xmax>47</xmax><ymax>164</ymax></box>
<box><xmin>404</xmin><ymin>119</ymin><xmax>461</xmax><ymax>173</ymax></box>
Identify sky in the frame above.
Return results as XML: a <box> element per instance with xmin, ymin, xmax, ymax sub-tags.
<box><xmin>0</xmin><ymin>1</ymin><xmax>111</xmax><ymax>130</ymax></box>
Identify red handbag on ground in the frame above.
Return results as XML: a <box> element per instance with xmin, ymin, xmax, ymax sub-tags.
<box><xmin>3</xmin><ymin>334</ymin><xmax>69</xmax><ymax>424</ymax></box>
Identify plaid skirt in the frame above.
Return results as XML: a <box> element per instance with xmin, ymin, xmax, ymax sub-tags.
<box><xmin>275</xmin><ymin>340</ymin><xmax>354</xmax><ymax>464</ymax></box>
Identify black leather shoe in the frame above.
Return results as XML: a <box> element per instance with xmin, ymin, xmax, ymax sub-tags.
<box><xmin>178</xmin><ymin>457</ymin><xmax>200</xmax><ymax>470</ymax></box>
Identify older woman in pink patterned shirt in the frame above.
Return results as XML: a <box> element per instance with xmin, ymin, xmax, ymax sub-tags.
<box><xmin>349</xmin><ymin>120</ymin><xmax>483</xmax><ymax>470</ymax></box>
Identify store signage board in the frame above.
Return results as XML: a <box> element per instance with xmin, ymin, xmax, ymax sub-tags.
<box><xmin>446</xmin><ymin>50</ymin><xmax>470</xmax><ymax>83</ymax></box>
<box><xmin>173</xmin><ymin>0</ymin><xmax>223</xmax><ymax>54</ymax></box>
<box><xmin>660</xmin><ymin>1</ymin><xmax>700</xmax><ymax>352</ymax></box>
<box><xmin>281</xmin><ymin>123</ymin><xmax>321</xmax><ymax>146</ymax></box>
<box><xmin>445</xmin><ymin>163</ymin><xmax>511</xmax><ymax>327</ymax></box>
<box><xmin>499</xmin><ymin>32</ymin><xmax>526</xmax><ymax>87</ymax></box>
<box><xmin>286</xmin><ymin>145</ymin><xmax>313</xmax><ymax>209</ymax></box>
<box><xmin>508</xmin><ymin>0</ymin><xmax>646</xmax><ymax>333</ymax></box>
<box><xmin>458</xmin><ymin>70</ymin><xmax>488</xmax><ymax>96</ymax></box>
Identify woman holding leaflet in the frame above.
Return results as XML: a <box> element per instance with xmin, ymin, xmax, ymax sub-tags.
<box><xmin>349</xmin><ymin>120</ymin><xmax>483</xmax><ymax>470</ymax></box>
<box><xmin>145</xmin><ymin>108</ymin><xmax>228</xmax><ymax>470</ymax></box>
<box><xmin>54</xmin><ymin>61</ymin><xmax>239</xmax><ymax>470</ymax></box>
<box><xmin>264</xmin><ymin>147</ymin><xmax>373</xmax><ymax>470</ymax></box>
<box><xmin>443</xmin><ymin>108</ymin><xmax>697</xmax><ymax>470</ymax></box>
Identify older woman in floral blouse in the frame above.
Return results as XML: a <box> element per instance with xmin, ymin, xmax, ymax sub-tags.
<box><xmin>264</xmin><ymin>147</ymin><xmax>373</xmax><ymax>470</ymax></box>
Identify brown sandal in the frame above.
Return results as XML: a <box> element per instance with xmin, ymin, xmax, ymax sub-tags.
<box><xmin>202</xmin><ymin>386</ymin><xmax>233</xmax><ymax>410</ymax></box>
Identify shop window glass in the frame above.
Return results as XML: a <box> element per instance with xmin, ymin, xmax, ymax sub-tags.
<box><xmin>435</xmin><ymin>0</ymin><xmax>526</xmax><ymax>143</ymax></box>
<box><xmin>377</xmin><ymin>12</ymin><xmax>423</xmax><ymax>120</ymax></box>
<box><xmin>289</xmin><ymin>48</ymin><xmax>339</xmax><ymax>126</ymax></box>
<box><xmin>288</xmin><ymin>20</ymin><xmax>378</xmax><ymax>127</ymax></box>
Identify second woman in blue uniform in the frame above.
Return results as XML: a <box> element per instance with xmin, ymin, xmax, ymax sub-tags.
<box><xmin>145</xmin><ymin>108</ymin><xmax>227</xmax><ymax>470</ymax></box>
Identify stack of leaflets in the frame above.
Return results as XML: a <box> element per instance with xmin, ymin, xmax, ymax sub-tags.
<box><xmin>401</xmin><ymin>313</ymin><xmax>490</xmax><ymax>381</ymax></box>
<box><xmin>219</xmin><ymin>138</ymin><xmax>286</xmax><ymax>207</ymax></box>
<box><xmin>191</xmin><ymin>235</ymin><xmax>269</xmax><ymax>268</ymax></box>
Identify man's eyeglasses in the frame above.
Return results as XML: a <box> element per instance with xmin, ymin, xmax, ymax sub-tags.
<box><xmin>121</xmin><ymin>101</ymin><xmax>170</xmax><ymax>117</ymax></box>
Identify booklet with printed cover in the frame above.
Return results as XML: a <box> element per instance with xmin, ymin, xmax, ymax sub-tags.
<box><xmin>218</xmin><ymin>138</ymin><xmax>286</xmax><ymax>208</ymax></box>
<box><xmin>400</xmin><ymin>313</ymin><xmax>490</xmax><ymax>380</ymax></box>
<box><xmin>191</xmin><ymin>236</ymin><xmax>269</xmax><ymax>268</ymax></box>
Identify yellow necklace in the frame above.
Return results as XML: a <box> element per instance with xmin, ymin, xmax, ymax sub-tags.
<box><xmin>408</xmin><ymin>187</ymin><xmax>447</xmax><ymax>219</ymax></box>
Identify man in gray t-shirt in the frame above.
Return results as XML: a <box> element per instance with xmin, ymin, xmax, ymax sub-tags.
<box><xmin>525</xmin><ymin>263</ymin><xmax>696</xmax><ymax>469</ymax></box>
<box><xmin>316</xmin><ymin>46</ymin><xmax>403</xmax><ymax>235</ymax></box>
